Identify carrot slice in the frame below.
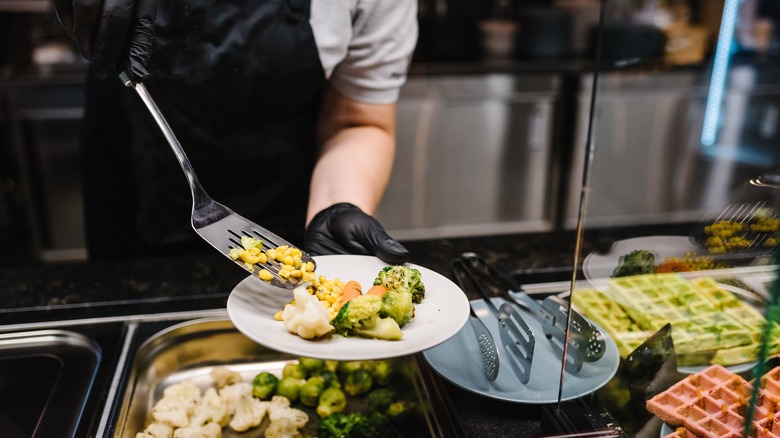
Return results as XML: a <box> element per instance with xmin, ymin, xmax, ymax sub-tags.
<box><xmin>341</xmin><ymin>280</ymin><xmax>363</xmax><ymax>304</ymax></box>
<box><xmin>366</xmin><ymin>285</ymin><xmax>388</xmax><ymax>297</ymax></box>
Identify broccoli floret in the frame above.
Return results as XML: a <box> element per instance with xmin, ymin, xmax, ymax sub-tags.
<box><xmin>317</xmin><ymin>412</ymin><xmax>364</xmax><ymax>438</ymax></box>
<box><xmin>276</xmin><ymin>376</ymin><xmax>305</xmax><ymax>402</ymax></box>
<box><xmin>365</xmin><ymin>360</ymin><xmax>394</xmax><ymax>386</ymax></box>
<box><xmin>368</xmin><ymin>387</ymin><xmax>397</xmax><ymax>413</ymax></box>
<box><xmin>380</xmin><ymin>290</ymin><xmax>414</xmax><ymax>327</ymax></box>
<box><xmin>611</xmin><ymin>249</ymin><xmax>656</xmax><ymax>278</ymax></box>
<box><xmin>299</xmin><ymin>375</ymin><xmax>326</xmax><ymax>407</ymax></box>
<box><xmin>373</xmin><ymin>265</ymin><xmax>425</xmax><ymax>304</ymax></box>
<box><xmin>332</xmin><ymin>295</ymin><xmax>403</xmax><ymax>341</ymax></box>
<box><xmin>316</xmin><ymin>386</ymin><xmax>347</xmax><ymax>417</ymax></box>
<box><xmin>298</xmin><ymin>357</ymin><xmax>325</xmax><ymax>376</ymax></box>
<box><xmin>350</xmin><ymin>412</ymin><xmax>399</xmax><ymax>438</ymax></box>
<box><xmin>316</xmin><ymin>412</ymin><xmax>398</xmax><ymax>438</ymax></box>
<box><xmin>251</xmin><ymin>371</ymin><xmax>279</xmax><ymax>400</ymax></box>
<box><xmin>282</xmin><ymin>362</ymin><xmax>307</xmax><ymax>380</ymax></box>
<box><xmin>344</xmin><ymin>369</ymin><xmax>374</xmax><ymax>396</ymax></box>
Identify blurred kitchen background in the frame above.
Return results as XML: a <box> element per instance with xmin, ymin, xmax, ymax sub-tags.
<box><xmin>2</xmin><ymin>0</ymin><xmax>779</xmax><ymax>264</ymax></box>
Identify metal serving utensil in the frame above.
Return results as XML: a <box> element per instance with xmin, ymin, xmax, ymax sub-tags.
<box><xmin>459</xmin><ymin>252</ymin><xmax>606</xmax><ymax>374</ymax></box>
<box><xmin>450</xmin><ymin>259</ymin><xmax>500</xmax><ymax>381</ymax></box>
<box><xmin>119</xmin><ymin>73</ymin><xmax>315</xmax><ymax>289</ymax></box>
<box><xmin>451</xmin><ymin>257</ymin><xmax>535</xmax><ymax>384</ymax></box>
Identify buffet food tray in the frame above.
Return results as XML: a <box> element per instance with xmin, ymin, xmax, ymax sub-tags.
<box><xmin>112</xmin><ymin>317</ymin><xmax>453</xmax><ymax>437</ymax></box>
<box><xmin>0</xmin><ymin>329</ymin><xmax>102</xmax><ymax>437</ymax></box>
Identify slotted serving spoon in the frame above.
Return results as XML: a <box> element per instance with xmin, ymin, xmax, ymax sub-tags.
<box><xmin>459</xmin><ymin>253</ymin><xmax>606</xmax><ymax>374</ymax></box>
<box><xmin>119</xmin><ymin>73</ymin><xmax>315</xmax><ymax>289</ymax></box>
<box><xmin>451</xmin><ymin>257</ymin><xmax>535</xmax><ymax>384</ymax></box>
<box><xmin>450</xmin><ymin>259</ymin><xmax>500</xmax><ymax>381</ymax></box>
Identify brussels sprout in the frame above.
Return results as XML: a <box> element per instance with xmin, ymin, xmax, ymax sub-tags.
<box><xmin>368</xmin><ymin>387</ymin><xmax>397</xmax><ymax>413</ymax></box>
<box><xmin>298</xmin><ymin>357</ymin><xmax>325</xmax><ymax>376</ymax></box>
<box><xmin>366</xmin><ymin>360</ymin><xmax>394</xmax><ymax>386</ymax></box>
<box><xmin>316</xmin><ymin>387</ymin><xmax>347</xmax><ymax>417</ymax></box>
<box><xmin>337</xmin><ymin>360</ymin><xmax>365</xmax><ymax>377</ymax></box>
<box><xmin>299</xmin><ymin>376</ymin><xmax>326</xmax><ymax>407</ymax></box>
<box><xmin>344</xmin><ymin>369</ymin><xmax>373</xmax><ymax>396</ymax></box>
<box><xmin>282</xmin><ymin>363</ymin><xmax>307</xmax><ymax>380</ymax></box>
<box><xmin>276</xmin><ymin>376</ymin><xmax>305</xmax><ymax>402</ymax></box>
<box><xmin>251</xmin><ymin>371</ymin><xmax>279</xmax><ymax>400</ymax></box>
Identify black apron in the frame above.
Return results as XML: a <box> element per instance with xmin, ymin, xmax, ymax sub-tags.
<box><xmin>81</xmin><ymin>0</ymin><xmax>326</xmax><ymax>259</ymax></box>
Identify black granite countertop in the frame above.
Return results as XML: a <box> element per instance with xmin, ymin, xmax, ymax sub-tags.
<box><xmin>0</xmin><ymin>225</ymin><xmax>696</xmax><ymax>437</ymax></box>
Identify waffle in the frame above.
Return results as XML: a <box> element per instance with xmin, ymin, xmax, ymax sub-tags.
<box><xmin>571</xmin><ymin>274</ymin><xmax>778</xmax><ymax>366</ymax></box>
<box><xmin>647</xmin><ymin>365</ymin><xmax>780</xmax><ymax>438</ymax></box>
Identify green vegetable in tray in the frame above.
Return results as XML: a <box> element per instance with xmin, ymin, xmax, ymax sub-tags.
<box><xmin>337</xmin><ymin>360</ymin><xmax>365</xmax><ymax>376</ymax></box>
<box><xmin>316</xmin><ymin>386</ymin><xmax>348</xmax><ymax>417</ymax></box>
<box><xmin>299</xmin><ymin>375</ymin><xmax>326</xmax><ymax>407</ymax></box>
<box><xmin>298</xmin><ymin>357</ymin><xmax>325</xmax><ymax>376</ymax></box>
<box><xmin>344</xmin><ymin>369</ymin><xmax>374</xmax><ymax>396</ymax></box>
<box><xmin>282</xmin><ymin>362</ymin><xmax>307</xmax><ymax>380</ymax></box>
<box><xmin>611</xmin><ymin>249</ymin><xmax>656</xmax><ymax>278</ymax></box>
<box><xmin>366</xmin><ymin>360</ymin><xmax>394</xmax><ymax>386</ymax></box>
<box><xmin>373</xmin><ymin>265</ymin><xmax>425</xmax><ymax>304</ymax></box>
<box><xmin>386</xmin><ymin>400</ymin><xmax>417</xmax><ymax>423</ymax></box>
<box><xmin>276</xmin><ymin>376</ymin><xmax>305</xmax><ymax>402</ymax></box>
<box><xmin>320</xmin><ymin>370</ymin><xmax>340</xmax><ymax>388</ymax></box>
<box><xmin>251</xmin><ymin>371</ymin><xmax>279</xmax><ymax>400</ymax></box>
<box><xmin>368</xmin><ymin>387</ymin><xmax>397</xmax><ymax>413</ymax></box>
<box><xmin>317</xmin><ymin>411</ymin><xmax>399</xmax><ymax>438</ymax></box>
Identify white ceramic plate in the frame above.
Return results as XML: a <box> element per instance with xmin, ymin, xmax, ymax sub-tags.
<box><xmin>582</xmin><ymin>235</ymin><xmax>702</xmax><ymax>280</ymax></box>
<box><xmin>422</xmin><ymin>296</ymin><xmax>620</xmax><ymax>404</ymax></box>
<box><xmin>226</xmin><ymin>255</ymin><xmax>470</xmax><ymax>361</ymax></box>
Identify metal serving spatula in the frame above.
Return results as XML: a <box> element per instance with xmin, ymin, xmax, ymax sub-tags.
<box><xmin>119</xmin><ymin>73</ymin><xmax>315</xmax><ymax>289</ymax></box>
<box><xmin>451</xmin><ymin>257</ymin><xmax>535</xmax><ymax>384</ymax></box>
<box><xmin>450</xmin><ymin>259</ymin><xmax>500</xmax><ymax>381</ymax></box>
<box><xmin>459</xmin><ymin>253</ymin><xmax>606</xmax><ymax>374</ymax></box>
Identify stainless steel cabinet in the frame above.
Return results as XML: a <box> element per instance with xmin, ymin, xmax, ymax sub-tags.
<box><xmin>376</xmin><ymin>73</ymin><xmax>561</xmax><ymax>240</ymax></box>
<box><xmin>564</xmin><ymin>67</ymin><xmax>780</xmax><ymax>229</ymax></box>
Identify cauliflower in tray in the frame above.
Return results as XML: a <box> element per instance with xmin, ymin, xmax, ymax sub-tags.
<box><xmin>190</xmin><ymin>387</ymin><xmax>230</xmax><ymax>427</ymax></box>
<box><xmin>225</xmin><ymin>382</ymin><xmax>269</xmax><ymax>432</ymax></box>
<box><xmin>209</xmin><ymin>366</ymin><xmax>242</xmax><ymax>389</ymax></box>
<box><xmin>281</xmin><ymin>284</ymin><xmax>335</xmax><ymax>339</ymax></box>
<box><xmin>172</xmin><ymin>422</ymin><xmax>221</xmax><ymax>438</ymax></box>
<box><xmin>136</xmin><ymin>422</ymin><xmax>174</xmax><ymax>438</ymax></box>
<box><xmin>151</xmin><ymin>381</ymin><xmax>202</xmax><ymax>428</ymax></box>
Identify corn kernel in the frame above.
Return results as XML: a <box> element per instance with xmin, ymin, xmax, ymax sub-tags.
<box><xmin>274</xmin><ymin>310</ymin><xmax>283</xmax><ymax>321</ymax></box>
<box><xmin>258</xmin><ymin>269</ymin><xmax>274</xmax><ymax>281</ymax></box>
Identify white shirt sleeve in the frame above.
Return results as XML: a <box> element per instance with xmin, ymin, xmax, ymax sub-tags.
<box><xmin>310</xmin><ymin>0</ymin><xmax>418</xmax><ymax>105</ymax></box>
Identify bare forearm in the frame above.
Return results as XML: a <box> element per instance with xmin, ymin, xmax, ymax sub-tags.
<box><xmin>307</xmin><ymin>87</ymin><xmax>397</xmax><ymax>225</ymax></box>
<box><xmin>307</xmin><ymin>126</ymin><xmax>394</xmax><ymax>224</ymax></box>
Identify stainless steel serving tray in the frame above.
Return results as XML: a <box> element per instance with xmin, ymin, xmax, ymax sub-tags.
<box><xmin>113</xmin><ymin>317</ymin><xmax>452</xmax><ymax>437</ymax></box>
<box><xmin>0</xmin><ymin>329</ymin><xmax>101</xmax><ymax>438</ymax></box>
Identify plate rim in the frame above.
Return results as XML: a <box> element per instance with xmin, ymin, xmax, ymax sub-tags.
<box><xmin>226</xmin><ymin>254</ymin><xmax>471</xmax><ymax>361</ymax></box>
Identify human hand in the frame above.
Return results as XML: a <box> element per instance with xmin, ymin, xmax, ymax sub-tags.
<box><xmin>52</xmin><ymin>0</ymin><xmax>157</xmax><ymax>82</ymax></box>
<box><xmin>304</xmin><ymin>203</ymin><xmax>411</xmax><ymax>265</ymax></box>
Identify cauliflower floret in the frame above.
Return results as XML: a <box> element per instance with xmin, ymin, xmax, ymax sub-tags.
<box><xmin>282</xmin><ymin>285</ymin><xmax>335</xmax><ymax>339</ymax></box>
<box><xmin>190</xmin><ymin>387</ymin><xmax>230</xmax><ymax>427</ymax></box>
<box><xmin>228</xmin><ymin>382</ymin><xmax>270</xmax><ymax>432</ymax></box>
<box><xmin>209</xmin><ymin>366</ymin><xmax>242</xmax><ymax>389</ymax></box>
<box><xmin>267</xmin><ymin>395</ymin><xmax>308</xmax><ymax>428</ymax></box>
<box><xmin>217</xmin><ymin>382</ymin><xmax>250</xmax><ymax>417</ymax></box>
<box><xmin>151</xmin><ymin>381</ymin><xmax>202</xmax><ymax>428</ymax></box>
<box><xmin>172</xmin><ymin>422</ymin><xmax>222</xmax><ymax>438</ymax></box>
<box><xmin>264</xmin><ymin>418</ymin><xmax>302</xmax><ymax>438</ymax></box>
<box><xmin>136</xmin><ymin>422</ymin><xmax>174</xmax><ymax>438</ymax></box>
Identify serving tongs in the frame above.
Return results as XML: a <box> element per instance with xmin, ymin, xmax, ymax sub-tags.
<box><xmin>119</xmin><ymin>73</ymin><xmax>315</xmax><ymax>289</ymax></box>
<box><xmin>449</xmin><ymin>259</ymin><xmax>500</xmax><ymax>381</ymax></box>
<box><xmin>458</xmin><ymin>253</ymin><xmax>606</xmax><ymax>373</ymax></box>
<box><xmin>451</xmin><ymin>258</ymin><xmax>535</xmax><ymax>384</ymax></box>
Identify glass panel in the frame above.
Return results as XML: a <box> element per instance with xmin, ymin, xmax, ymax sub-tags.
<box><xmin>566</xmin><ymin>0</ymin><xmax>780</xmax><ymax>435</ymax></box>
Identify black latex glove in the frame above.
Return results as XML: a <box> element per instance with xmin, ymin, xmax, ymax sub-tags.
<box><xmin>52</xmin><ymin>0</ymin><xmax>157</xmax><ymax>82</ymax></box>
<box><xmin>304</xmin><ymin>203</ymin><xmax>411</xmax><ymax>265</ymax></box>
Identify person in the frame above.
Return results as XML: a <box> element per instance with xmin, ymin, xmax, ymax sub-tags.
<box><xmin>51</xmin><ymin>0</ymin><xmax>416</xmax><ymax>265</ymax></box>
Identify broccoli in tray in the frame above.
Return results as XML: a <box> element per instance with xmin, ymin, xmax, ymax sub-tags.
<box><xmin>612</xmin><ymin>249</ymin><xmax>656</xmax><ymax>278</ymax></box>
